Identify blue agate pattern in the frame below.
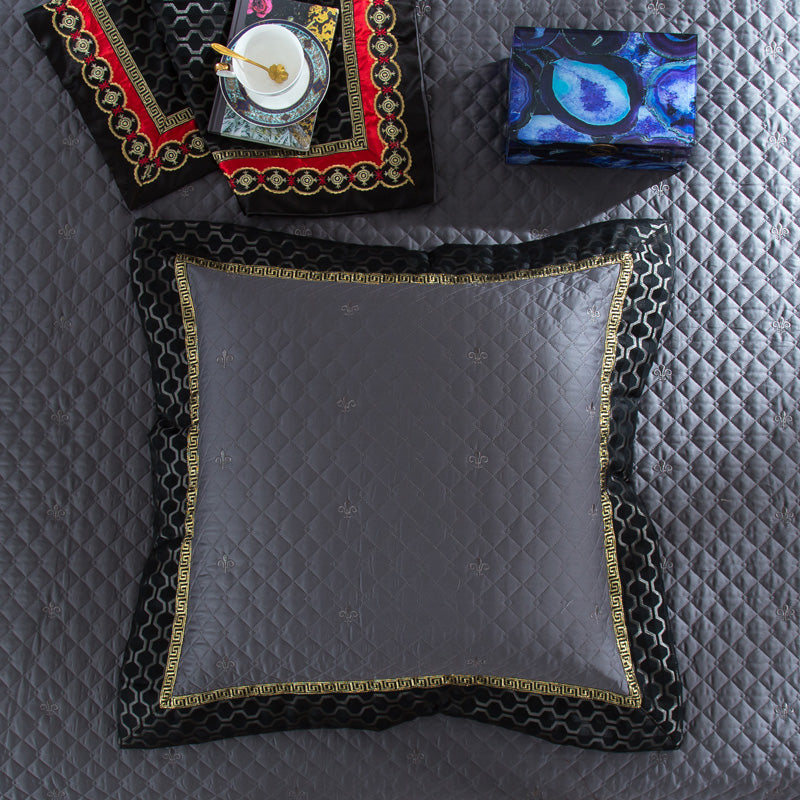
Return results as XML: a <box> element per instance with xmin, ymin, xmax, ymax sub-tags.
<box><xmin>551</xmin><ymin>60</ymin><xmax>631</xmax><ymax>126</ymax></box>
<box><xmin>506</xmin><ymin>28</ymin><xmax>697</xmax><ymax>170</ymax></box>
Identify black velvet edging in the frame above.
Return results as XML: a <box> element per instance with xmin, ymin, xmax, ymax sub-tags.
<box><xmin>119</xmin><ymin>218</ymin><xmax>681</xmax><ymax>750</ymax></box>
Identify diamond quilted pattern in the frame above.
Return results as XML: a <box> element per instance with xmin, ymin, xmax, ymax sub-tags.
<box><xmin>171</xmin><ymin>260</ymin><xmax>628</xmax><ymax>698</ymax></box>
<box><xmin>2</xmin><ymin>0</ymin><xmax>800</xmax><ymax>796</ymax></box>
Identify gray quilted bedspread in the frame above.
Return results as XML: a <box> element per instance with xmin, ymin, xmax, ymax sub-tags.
<box><xmin>2</xmin><ymin>1</ymin><xmax>798</xmax><ymax>799</ymax></box>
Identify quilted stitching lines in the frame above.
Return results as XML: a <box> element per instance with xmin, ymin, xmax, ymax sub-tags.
<box><xmin>157</xmin><ymin>252</ymin><xmax>642</xmax><ymax>711</ymax></box>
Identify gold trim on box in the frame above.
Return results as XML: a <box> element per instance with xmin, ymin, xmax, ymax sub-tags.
<box><xmin>159</xmin><ymin>251</ymin><xmax>641</xmax><ymax>710</ymax></box>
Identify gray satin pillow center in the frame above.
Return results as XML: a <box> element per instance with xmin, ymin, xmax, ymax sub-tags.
<box><xmin>170</xmin><ymin>259</ymin><xmax>630</xmax><ymax>701</ymax></box>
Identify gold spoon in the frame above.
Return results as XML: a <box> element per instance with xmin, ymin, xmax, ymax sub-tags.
<box><xmin>211</xmin><ymin>42</ymin><xmax>288</xmax><ymax>83</ymax></box>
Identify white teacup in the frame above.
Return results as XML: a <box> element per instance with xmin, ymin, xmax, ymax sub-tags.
<box><xmin>231</xmin><ymin>23</ymin><xmax>309</xmax><ymax>108</ymax></box>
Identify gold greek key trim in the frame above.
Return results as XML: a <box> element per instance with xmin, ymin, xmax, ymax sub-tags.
<box><xmin>167</xmin><ymin>254</ymin><xmax>627</xmax><ymax>284</ymax></box>
<box><xmin>213</xmin><ymin>0</ymin><xmax>366</xmax><ymax>162</ymax></box>
<box><xmin>159</xmin><ymin>251</ymin><xmax>641</xmax><ymax>710</ymax></box>
<box><xmin>86</xmin><ymin>0</ymin><xmax>194</xmax><ymax>133</ymax></box>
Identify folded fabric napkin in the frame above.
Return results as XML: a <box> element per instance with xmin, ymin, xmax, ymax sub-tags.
<box><xmin>25</xmin><ymin>0</ymin><xmax>435</xmax><ymax>214</ymax></box>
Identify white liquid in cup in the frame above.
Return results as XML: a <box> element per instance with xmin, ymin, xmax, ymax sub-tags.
<box><xmin>231</xmin><ymin>24</ymin><xmax>307</xmax><ymax>107</ymax></box>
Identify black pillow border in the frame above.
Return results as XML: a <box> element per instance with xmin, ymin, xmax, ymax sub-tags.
<box><xmin>119</xmin><ymin>218</ymin><xmax>683</xmax><ymax>751</ymax></box>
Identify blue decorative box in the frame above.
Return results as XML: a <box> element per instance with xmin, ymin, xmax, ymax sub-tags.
<box><xmin>506</xmin><ymin>28</ymin><xmax>697</xmax><ymax>170</ymax></box>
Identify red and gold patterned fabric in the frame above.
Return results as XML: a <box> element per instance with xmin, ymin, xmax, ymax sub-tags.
<box><xmin>26</xmin><ymin>0</ymin><xmax>214</xmax><ymax>208</ymax></box>
<box><xmin>213</xmin><ymin>0</ymin><xmax>435</xmax><ymax>214</ymax></box>
<box><xmin>25</xmin><ymin>0</ymin><xmax>435</xmax><ymax>214</ymax></box>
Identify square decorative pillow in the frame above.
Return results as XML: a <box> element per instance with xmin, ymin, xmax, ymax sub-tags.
<box><xmin>120</xmin><ymin>218</ymin><xmax>683</xmax><ymax>750</ymax></box>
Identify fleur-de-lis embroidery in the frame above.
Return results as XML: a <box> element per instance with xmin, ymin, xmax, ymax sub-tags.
<box><xmin>774</xmin><ymin>702</ymin><xmax>794</xmax><ymax>721</ymax></box>
<box><xmin>774</xmin><ymin>507</ymin><xmax>795</xmax><ymax>524</ymax></box>
<box><xmin>57</xmin><ymin>223</ymin><xmax>76</xmax><ymax>240</ymax></box>
<box><xmin>663</xmin><ymin>555</ymin><xmax>675</xmax><ymax>573</ymax></box>
<box><xmin>646</xmin><ymin>1</ymin><xmax>665</xmax><ymax>13</ymax></box>
<box><xmin>338</xmin><ymin>500</ymin><xmax>358</xmax><ymax>518</ymax></box>
<box><xmin>50</xmin><ymin>409</ymin><xmax>70</xmax><ymax>426</ymax></box>
<box><xmin>415</xmin><ymin>0</ymin><xmax>431</xmax><ymax>17</ymax></box>
<box><xmin>650</xmin><ymin>751</ymin><xmax>669</xmax><ymax>766</ymax></box>
<box><xmin>407</xmin><ymin>746</ymin><xmax>426</xmax><ymax>765</ymax></box>
<box><xmin>214</xmin><ymin>449</ymin><xmax>231</xmax><ymax>469</ymax></box>
<box><xmin>178</xmin><ymin>185</ymin><xmax>195</xmax><ymax>198</ymax></box>
<box><xmin>46</xmin><ymin>504</ymin><xmax>66</xmax><ymax>521</ymax></box>
<box><xmin>776</xmin><ymin>603</ymin><xmax>796</xmax><ymax>623</ymax></box>
<box><xmin>589</xmin><ymin>503</ymin><xmax>600</xmax><ymax>520</ymax></box>
<box><xmin>339</xmin><ymin>605</ymin><xmax>359</xmax><ymax>624</ymax></box>
<box><xmin>652</xmin><ymin>364</ymin><xmax>672</xmax><ymax>381</ymax></box>
<box><xmin>62</xmin><ymin>133</ymin><xmax>79</xmax><ymax>147</ymax></box>
<box><xmin>216</xmin><ymin>349</ymin><xmax>234</xmax><ymax>368</ymax></box>
<box><xmin>294</xmin><ymin>225</ymin><xmax>313</xmax><ymax>237</ymax></box>
<box><xmin>337</xmin><ymin>395</ymin><xmax>357</xmax><ymax>413</ymax></box>
<box><xmin>466</xmin><ymin>655</ymin><xmax>486</xmax><ymax>669</ymax></box>
<box><xmin>40</xmin><ymin>701</ymin><xmax>60</xmax><ymax>718</ymax></box>
<box><xmin>652</xmin><ymin>459</ymin><xmax>672</xmax><ymax>474</ymax></box>
<box><xmin>774</xmin><ymin>411</ymin><xmax>793</xmax><ymax>429</ymax></box>
<box><xmin>530</xmin><ymin>227</ymin><xmax>551</xmax><ymax>239</ymax></box>
<box><xmin>42</xmin><ymin>601</ymin><xmax>62</xmax><ymax>619</ymax></box>
<box><xmin>468</xmin><ymin>347</ymin><xmax>488</xmax><ymax>364</ymax></box>
<box><xmin>288</xmin><ymin>786</ymin><xmax>308</xmax><ymax>800</ymax></box>
<box><xmin>650</xmin><ymin>181</ymin><xmax>670</xmax><ymax>196</ymax></box>
<box><xmin>586</xmin><ymin>401</ymin><xmax>597</xmax><ymax>419</ymax></box>
<box><xmin>53</xmin><ymin>315</ymin><xmax>72</xmax><ymax>332</ymax></box>
<box><xmin>161</xmin><ymin>748</ymin><xmax>182</xmax><ymax>763</ymax></box>
<box><xmin>771</xmin><ymin>223</ymin><xmax>790</xmax><ymax>241</ymax></box>
<box><xmin>216</xmin><ymin>656</ymin><xmax>236</xmax><ymax>672</ymax></box>
<box><xmin>590</xmin><ymin>605</ymin><xmax>602</xmax><ymax>623</ymax></box>
<box><xmin>468</xmin><ymin>451</ymin><xmax>488</xmax><ymax>468</ymax></box>
<box><xmin>770</xmin><ymin>317</ymin><xmax>791</xmax><ymax>333</ymax></box>
<box><xmin>767</xmin><ymin>130</ymin><xmax>787</xmax><ymax>148</ymax></box>
<box><xmin>764</xmin><ymin>41</ymin><xmax>784</xmax><ymax>58</ymax></box>
<box><xmin>217</xmin><ymin>554</ymin><xmax>235</xmax><ymax>574</ymax></box>
<box><xmin>340</xmin><ymin>302</ymin><xmax>359</xmax><ymax>316</ymax></box>
<box><xmin>46</xmin><ymin>790</ymin><xmax>66</xmax><ymax>800</ymax></box>
<box><xmin>587</xmin><ymin>305</ymin><xmax>601</xmax><ymax>319</ymax></box>
<box><xmin>468</xmin><ymin>557</ymin><xmax>490</xmax><ymax>576</ymax></box>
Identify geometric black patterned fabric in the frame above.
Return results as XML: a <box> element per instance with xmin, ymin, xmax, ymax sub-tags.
<box><xmin>120</xmin><ymin>217</ymin><xmax>682</xmax><ymax>750</ymax></box>
<box><xmin>25</xmin><ymin>0</ymin><xmax>216</xmax><ymax>208</ymax></box>
<box><xmin>103</xmin><ymin>0</ymin><xmax>191</xmax><ymax>118</ymax></box>
<box><xmin>151</xmin><ymin>0</ymin><xmax>233</xmax><ymax>131</ymax></box>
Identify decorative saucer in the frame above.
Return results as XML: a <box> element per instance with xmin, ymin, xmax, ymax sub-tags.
<box><xmin>219</xmin><ymin>21</ymin><xmax>330</xmax><ymax>129</ymax></box>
